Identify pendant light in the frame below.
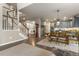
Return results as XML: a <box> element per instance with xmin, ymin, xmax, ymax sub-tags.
<box><xmin>56</xmin><ymin>9</ymin><xmax>60</xmax><ymax>26</ymax></box>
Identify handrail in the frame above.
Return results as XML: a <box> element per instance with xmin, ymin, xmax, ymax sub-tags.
<box><xmin>3</xmin><ymin>6</ymin><xmax>11</xmax><ymax>10</ymax></box>
<box><xmin>3</xmin><ymin>15</ymin><xmax>17</xmax><ymax>19</ymax></box>
<box><xmin>20</xmin><ymin>22</ymin><xmax>29</xmax><ymax>38</ymax></box>
<box><xmin>20</xmin><ymin>22</ymin><xmax>29</xmax><ymax>30</ymax></box>
<box><xmin>3</xmin><ymin>6</ymin><xmax>16</xmax><ymax>12</ymax></box>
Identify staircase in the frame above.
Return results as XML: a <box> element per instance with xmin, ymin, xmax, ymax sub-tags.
<box><xmin>2</xmin><ymin>4</ymin><xmax>29</xmax><ymax>39</ymax></box>
<box><xmin>2</xmin><ymin>4</ymin><xmax>17</xmax><ymax>30</ymax></box>
<box><xmin>19</xmin><ymin>12</ymin><xmax>29</xmax><ymax>39</ymax></box>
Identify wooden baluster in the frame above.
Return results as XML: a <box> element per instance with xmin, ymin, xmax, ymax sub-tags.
<box><xmin>12</xmin><ymin>19</ymin><xmax>13</xmax><ymax>30</ymax></box>
<box><xmin>2</xmin><ymin>17</ymin><xmax>4</xmax><ymax>30</ymax></box>
<box><xmin>7</xmin><ymin>11</ymin><xmax>8</xmax><ymax>30</ymax></box>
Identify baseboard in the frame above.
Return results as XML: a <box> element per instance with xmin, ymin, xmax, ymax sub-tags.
<box><xmin>0</xmin><ymin>39</ymin><xmax>25</xmax><ymax>51</ymax></box>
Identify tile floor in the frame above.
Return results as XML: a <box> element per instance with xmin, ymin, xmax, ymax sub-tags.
<box><xmin>0</xmin><ymin>43</ymin><xmax>55</xmax><ymax>56</ymax></box>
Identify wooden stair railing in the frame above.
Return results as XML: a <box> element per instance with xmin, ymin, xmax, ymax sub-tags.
<box><xmin>19</xmin><ymin>22</ymin><xmax>29</xmax><ymax>39</ymax></box>
<box><xmin>2</xmin><ymin>6</ymin><xmax>17</xmax><ymax>30</ymax></box>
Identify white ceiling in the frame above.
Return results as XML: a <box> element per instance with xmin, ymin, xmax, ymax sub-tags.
<box><xmin>17</xmin><ymin>3</ymin><xmax>32</xmax><ymax>10</ymax></box>
<box><xmin>20</xmin><ymin>3</ymin><xmax>79</xmax><ymax>19</ymax></box>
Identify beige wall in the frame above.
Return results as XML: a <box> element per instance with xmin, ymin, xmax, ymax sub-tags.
<box><xmin>0</xmin><ymin>31</ymin><xmax>23</xmax><ymax>44</ymax></box>
<box><xmin>44</xmin><ymin>21</ymin><xmax>50</xmax><ymax>33</ymax></box>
